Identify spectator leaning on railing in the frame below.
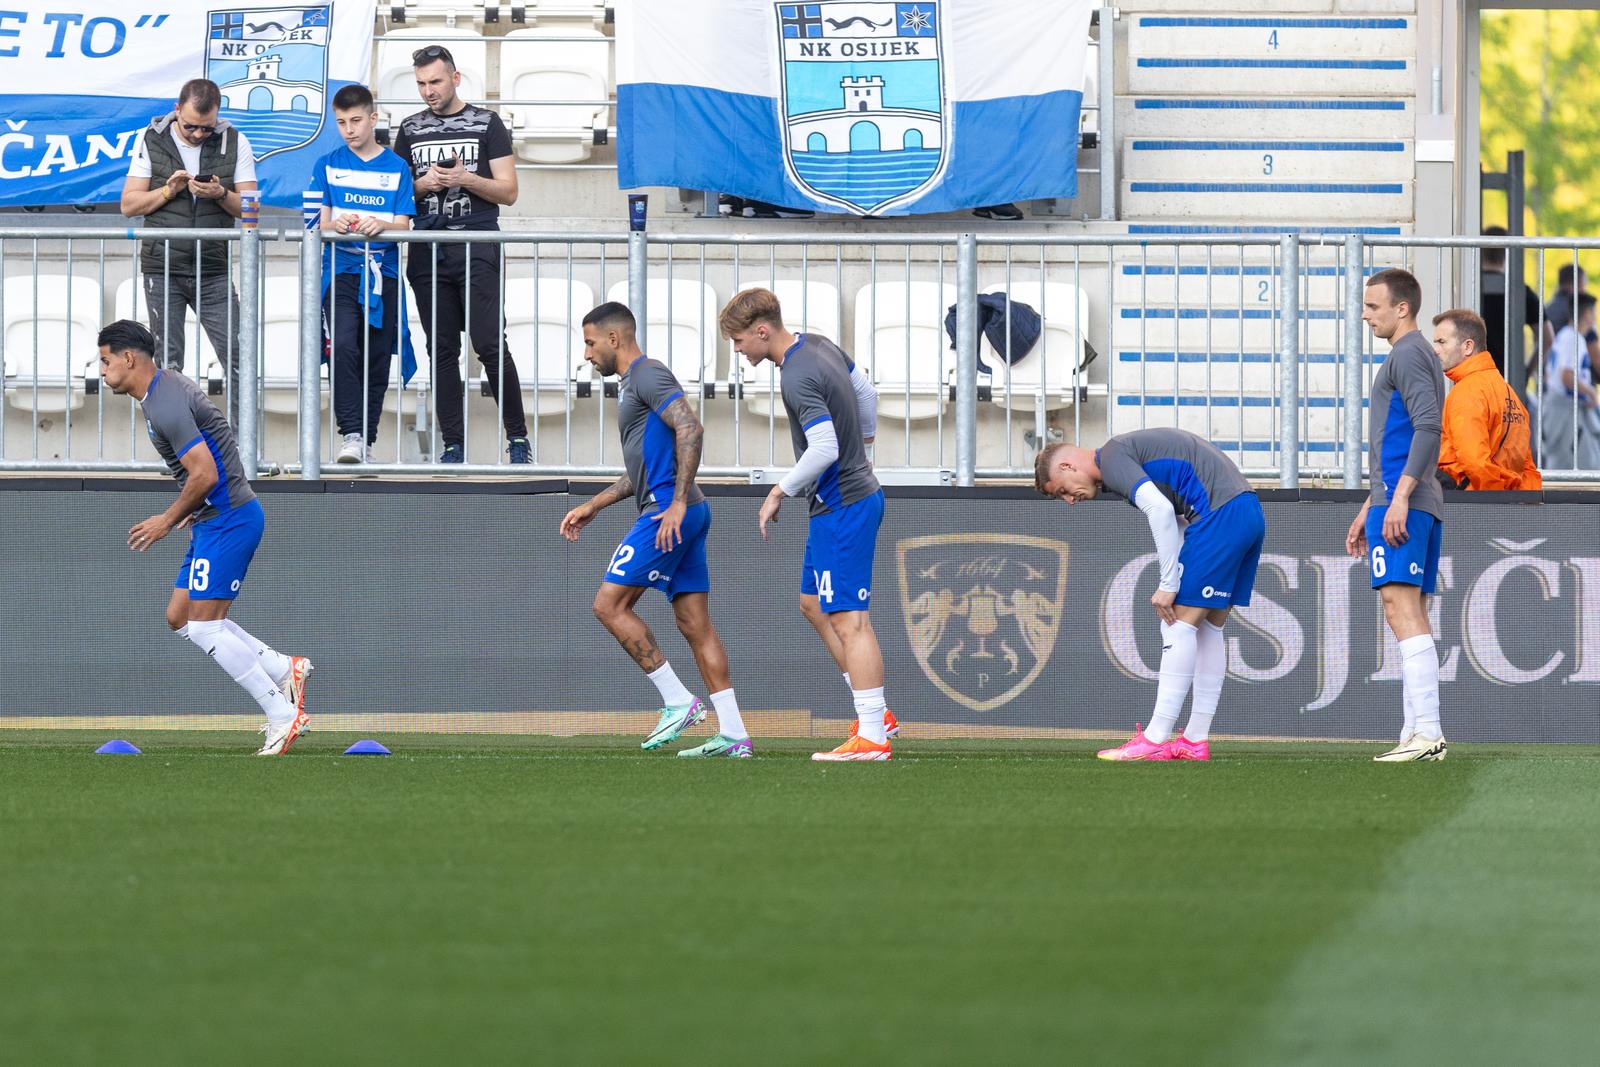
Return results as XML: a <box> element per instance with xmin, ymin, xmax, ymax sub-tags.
<box><xmin>1431</xmin><ymin>308</ymin><xmax>1541</xmax><ymax>491</ymax></box>
<box><xmin>1541</xmin><ymin>292</ymin><xmax>1600</xmax><ymax>470</ymax></box>
<box><xmin>1544</xmin><ymin>263</ymin><xmax>1600</xmax><ymax>388</ymax></box>
<box><xmin>120</xmin><ymin>78</ymin><xmax>257</xmax><ymax>425</ymax></box>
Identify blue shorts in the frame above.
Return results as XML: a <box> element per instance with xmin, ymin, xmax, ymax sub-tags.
<box><xmin>1365</xmin><ymin>505</ymin><xmax>1442</xmax><ymax>594</ymax></box>
<box><xmin>602</xmin><ymin>500</ymin><xmax>711</xmax><ymax>600</ymax></box>
<box><xmin>1177</xmin><ymin>492</ymin><xmax>1266</xmax><ymax>610</ymax></box>
<box><xmin>176</xmin><ymin>498</ymin><xmax>265</xmax><ymax>601</ymax></box>
<box><xmin>800</xmin><ymin>488</ymin><xmax>884</xmax><ymax>614</ymax></box>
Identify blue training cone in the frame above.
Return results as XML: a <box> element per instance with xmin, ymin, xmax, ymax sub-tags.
<box><xmin>343</xmin><ymin>739</ymin><xmax>391</xmax><ymax>756</ymax></box>
<box><xmin>95</xmin><ymin>740</ymin><xmax>141</xmax><ymax>754</ymax></box>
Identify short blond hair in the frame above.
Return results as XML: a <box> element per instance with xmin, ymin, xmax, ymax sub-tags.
<box><xmin>718</xmin><ymin>287</ymin><xmax>785</xmax><ymax>339</ymax></box>
<box><xmin>1033</xmin><ymin>444</ymin><xmax>1065</xmax><ymax>496</ymax></box>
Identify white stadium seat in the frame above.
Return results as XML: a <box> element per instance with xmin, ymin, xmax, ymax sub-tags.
<box><xmin>852</xmin><ymin>281</ymin><xmax>956</xmax><ymax>421</ymax></box>
<box><xmin>728</xmin><ymin>278</ymin><xmax>841</xmax><ymax>421</ymax></box>
<box><xmin>388</xmin><ymin>2</ymin><xmax>489</xmax><ymax>28</ymax></box>
<box><xmin>499</xmin><ymin>26</ymin><xmax>611</xmax><ymax>165</ymax></box>
<box><xmin>604</xmin><ymin>278</ymin><xmax>719</xmax><ymax>391</ymax></box>
<box><xmin>979</xmin><ymin>282</ymin><xmax>1091</xmax><ymax>411</ymax></box>
<box><xmin>503</xmin><ymin>276</ymin><xmax>594</xmax><ymax>415</ymax></box>
<box><xmin>374</xmin><ymin>29</ymin><xmax>489</xmax><ymax>127</ymax></box>
<box><xmin>260</xmin><ymin>275</ymin><xmax>325</xmax><ymax>415</ymax></box>
<box><xmin>113</xmin><ymin>277</ymin><xmax>222</xmax><ymax>383</ymax></box>
<box><xmin>3</xmin><ymin>275</ymin><xmax>102</xmax><ymax>414</ymax></box>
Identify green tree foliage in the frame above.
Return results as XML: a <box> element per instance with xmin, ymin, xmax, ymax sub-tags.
<box><xmin>1480</xmin><ymin>9</ymin><xmax>1600</xmax><ymax>296</ymax></box>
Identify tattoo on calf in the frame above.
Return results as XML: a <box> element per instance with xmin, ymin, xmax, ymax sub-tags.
<box><xmin>623</xmin><ymin>632</ymin><xmax>665</xmax><ymax>671</ymax></box>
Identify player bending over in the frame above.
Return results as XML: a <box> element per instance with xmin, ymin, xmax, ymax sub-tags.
<box><xmin>97</xmin><ymin>320</ymin><xmax>311</xmax><ymax>755</ymax></box>
<box><xmin>720</xmin><ymin>287</ymin><xmax>897</xmax><ymax>761</ymax></box>
<box><xmin>560</xmin><ymin>302</ymin><xmax>751</xmax><ymax>756</ymax></box>
<box><xmin>1036</xmin><ymin>429</ymin><xmax>1266</xmax><ymax>761</ymax></box>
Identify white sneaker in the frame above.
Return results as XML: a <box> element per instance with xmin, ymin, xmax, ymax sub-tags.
<box><xmin>256</xmin><ymin>708</ymin><xmax>310</xmax><ymax>756</ymax></box>
<box><xmin>336</xmin><ymin>433</ymin><xmax>366</xmax><ymax>464</ymax></box>
<box><xmin>1374</xmin><ymin>733</ymin><xmax>1447</xmax><ymax>762</ymax></box>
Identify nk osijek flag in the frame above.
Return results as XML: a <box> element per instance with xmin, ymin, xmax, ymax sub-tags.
<box><xmin>0</xmin><ymin>1</ymin><xmax>374</xmax><ymax>208</ymax></box>
<box><xmin>616</xmin><ymin>0</ymin><xmax>1094</xmax><ymax>216</ymax></box>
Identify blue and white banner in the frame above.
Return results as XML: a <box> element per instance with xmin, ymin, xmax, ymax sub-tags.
<box><xmin>616</xmin><ymin>0</ymin><xmax>1093</xmax><ymax>216</ymax></box>
<box><xmin>0</xmin><ymin>1</ymin><xmax>374</xmax><ymax>208</ymax></box>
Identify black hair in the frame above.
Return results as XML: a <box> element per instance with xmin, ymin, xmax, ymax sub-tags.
<box><xmin>582</xmin><ymin>301</ymin><xmax>637</xmax><ymax>332</ymax></box>
<box><xmin>97</xmin><ymin>319</ymin><xmax>156</xmax><ymax>358</ymax></box>
<box><xmin>332</xmin><ymin>84</ymin><xmax>375</xmax><ymax>112</ymax></box>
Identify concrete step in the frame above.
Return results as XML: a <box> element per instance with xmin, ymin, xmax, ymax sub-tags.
<box><xmin>1120</xmin><ymin>97</ymin><xmax>1415</xmax><ymax>139</ymax></box>
<box><xmin>1113</xmin><ymin>263</ymin><xmax>1368</xmax><ymax>309</ymax></box>
<box><xmin>1107</xmin><ymin>395</ymin><xmax>1366</xmax><ymax>455</ymax></box>
<box><xmin>1129</xmin><ymin>13</ymin><xmax>1413</xmax><ymax>59</ymax></box>
<box><xmin>1111</xmin><ymin>307</ymin><xmax>1349</xmax><ymax>351</ymax></box>
<box><xmin>1124</xmin><ymin>139</ymin><xmax>1412</xmax><ymax>183</ymax></box>
<box><xmin>1122</xmin><ymin>179</ymin><xmax>1413</xmax><ymax>221</ymax></box>
<box><xmin>1110</xmin><ymin>350</ymin><xmax>1382</xmax><ymax>396</ymax></box>
<box><xmin>1129</xmin><ymin>56</ymin><xmax>1412</xmax><ymax>96</ymax></box>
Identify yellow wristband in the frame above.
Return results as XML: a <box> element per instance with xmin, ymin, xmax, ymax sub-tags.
<box><xmin>163</xmin><ymin>184</ymin><xmax>174</xmax><ymax>201</ymax></box>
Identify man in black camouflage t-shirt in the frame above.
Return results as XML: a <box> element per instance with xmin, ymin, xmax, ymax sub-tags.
<box><xmin>394</xmin><ymin>45</ymin><xmax>529</xmax><ymax>464</ymax></box>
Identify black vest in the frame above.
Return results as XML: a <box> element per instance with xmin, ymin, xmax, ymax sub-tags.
<box><xmin>139</xmin><ymin>116</ymin><xmax>242</xmax><ymax>277</ymax></box>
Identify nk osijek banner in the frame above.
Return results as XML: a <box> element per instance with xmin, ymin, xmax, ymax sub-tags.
<box><xmin>615</xmin><ymin>0</ymin><xmax>1095</xmax><ymax>216</ymax></box>
<box><xmin>0</xmin><ymin>2</ymin><xmax>374</xmax><ymax>208</ymax></box>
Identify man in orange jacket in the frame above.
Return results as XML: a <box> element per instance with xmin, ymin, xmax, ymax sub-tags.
<box><xmin>1432</xmin><ymin>308</ymin><xmax>1542</xmax><ymax>490</ymax></box>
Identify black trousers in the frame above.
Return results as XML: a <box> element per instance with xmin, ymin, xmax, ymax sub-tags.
<box><xmin>406</xmin><ymin>241</ymin><xmax>527</xmax><ymax>446</ymax></box>
<box><xmin>325</xmin><ymin>273</ymin><xmax>397</xmax><ymax>444</ymax></box>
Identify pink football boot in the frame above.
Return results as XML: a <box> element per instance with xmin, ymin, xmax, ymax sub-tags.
<box><xmin>1096</xmin><ymin>724</ymin><xmax>1175</xmax><ymax>762</ymax></box>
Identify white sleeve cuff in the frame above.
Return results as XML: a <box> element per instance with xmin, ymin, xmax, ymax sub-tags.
<box><xmin>779</xmin><ymin>420</ymin><xmax>840</xmax><ymax>496</ymax></box>
<box><xmin>850</xmin><ymin>362</ymin><xmax>878</xmax><ymax>441</ymax></box>
<box><xmin>1133</xmin><ymin>481</ymin><xmax>1184</xmax><ymax>592</ymax></box>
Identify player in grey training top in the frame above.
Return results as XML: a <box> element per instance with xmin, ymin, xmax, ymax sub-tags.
<box><xmin>139</xmin><ymin>352</ymin><xmax>256</xmax><ymax>523</ymax></box>
<box><xmin>1347</xmin><ymin>269</ymin><xmax>1449</xmax><ymax>762</ymax></box>
<box><xmin>1094</xmin><ymin>427</ymin><xmax>1251</xmax><ymax>519</ymax></box>
<box><xmin>777</xmin><ymin>332</ymin><xmax>881</xmax><ymax>516</ymax></box>
<box><xmin>1035</xmin><ymin>428</ymin><xmax>1266</xmax><ymax>762</ymax></box>
<box><xmin>721</xmin><ymin>286</ymin><xmax>898</xmax><ymax>761</ymax></box>
<box><xmin>561</xmin><ymin>303</ymin><xmax>751</xmax><ymax>757</ymax></box>
<box><xmin>97</xmin><ymin>320</ymin><xmax>312</xmax><ymax>756</ymax></box>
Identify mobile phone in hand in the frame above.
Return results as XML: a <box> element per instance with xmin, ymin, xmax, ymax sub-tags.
<box><xmin>194</xmin><ymin>174</ymin><xmax>217</xmax><ymax>184</ymax></box>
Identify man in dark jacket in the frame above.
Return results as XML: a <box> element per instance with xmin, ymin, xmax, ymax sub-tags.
<box><xmin>120</xmin><ymin>78</ymin><xmax>258</xmax><ymax>424</ymax></box>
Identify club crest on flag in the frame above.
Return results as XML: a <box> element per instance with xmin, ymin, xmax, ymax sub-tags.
<box><xmin>207</xmin><ymin>6</ymin><xmax>331</xmax><ymax>160</ymax></box>
<box><xmin>776</xmin><ymin>2</ymin><xmax>948</xmax><ymax>215</ymax></box>
<box><xmin>897</xmin><ymin>534</ymin><xmax>1070</xmax><ymax>712</ymax></box>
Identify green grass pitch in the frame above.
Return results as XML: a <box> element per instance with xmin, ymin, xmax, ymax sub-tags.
<box><xmin>2</xmin><ymin>732</ymin><xmax>1597</xmax><ymax>1065</ymax></box>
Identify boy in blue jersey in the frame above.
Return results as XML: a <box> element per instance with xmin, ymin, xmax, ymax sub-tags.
<box><xmin>720</xmin><ymin>287</ymin><xmax>897</xmax><ymax>762</ymax></box>
<box><xmin>1348</xmin><ymin>268</ymin><xmax>1449</xmax><ymax>762</ymax></box>
<box><xmin>97</xmin><ymin>320</ymin><xmax>312</xmax><ymax>755</ymax></box>
<box><xmin>312</xmin><ymin>84</ymin><xmax>414</xmax><ymax>464</ymax></box>
<box><xmin>560</xmin><ymin>303</ymin><xmax>751</xmax><ymax>756</ymax></box>
<box><xmin>1036</xmin><ymin>430</ymin><xmax>1267</xmax><ymax>762</ymax></box>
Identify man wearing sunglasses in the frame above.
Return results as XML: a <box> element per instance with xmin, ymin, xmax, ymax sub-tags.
<box><xmin>392</xmin><ymin>44</ymin><xmax>531</xmax><ymax>464</ymax></box>
<box><xmin>121</xmin><ymin>78</ymin><xmax>257</xmax><ymax>425</ymax></box>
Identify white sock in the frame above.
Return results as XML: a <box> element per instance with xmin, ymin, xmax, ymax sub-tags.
<box><xmin>708</xmin><ymin>688</ymin><xmax>748</xmax><ymax>740</ymax></box>
<box><xmin>853</xmin><ymin>686</ymin><xmax>888</xmax><ymax>744</ymax></box>
<box><xmin>185</xmin><ymin>619</ymin><xmax>295</xmax><ymax>724</ymax></box>
<box><xmin>1400</xmin><ymin>675</ymin><xmax>1417</xmax><ymax>743</ymax></box>
<box><xmin>1184</xmin><ymin>621</ymin><xmax>1226</xmax><ymax>743</ymax></box>
<box><xmin>1146</xmin><ymin>621</ymin><xmax>1198</xmax><ymax>744</ymax></box>
<box><xmin>646</xmin><ymin>661</ymin><xmax>695</xmax><ymax>708</ymax></box>
<box><xmin>223</xmin><ymin>619</ymin><xmax>292</xmax><ymax>686</ymax></box>
<box><xmin>1400</xmin><ymin>634</ymin><xmax>1441</xmax><ymax>740</ymax></box>
<box><xmin>841</xmin><ymin>672</ymin><xmax>852</xmax><ymax>691</ymax></box>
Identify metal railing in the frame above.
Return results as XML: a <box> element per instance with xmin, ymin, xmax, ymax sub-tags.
<box><xmin>4</xmin><ymin>227</ymin><xmax>1599</xmax><ymax>486</ymax></box>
